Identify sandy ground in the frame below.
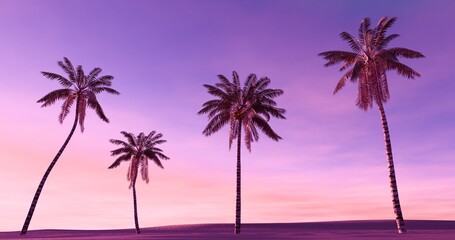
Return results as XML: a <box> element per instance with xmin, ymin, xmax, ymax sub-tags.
<box><xmin>1</xmin><ymin>220</ymin><xmax>455</xmax><ymax>240</ymax></box>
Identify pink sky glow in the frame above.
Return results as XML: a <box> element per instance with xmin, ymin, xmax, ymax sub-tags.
<box><xmin>0</xmin><ymin>0</ymin><xmax>454</xmax><ymax>231</ymax></box>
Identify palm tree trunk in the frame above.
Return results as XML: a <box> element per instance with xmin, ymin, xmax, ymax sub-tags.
<box><xmin>20</xmin><ymin>103</ymin><xmax>80</xmax><ymax>235</ymax></box>
<box><xmin>378</xmin><ymin>102</ymin><xmax>406</xmax><ymax>233</ymax></box>
<box><xmin>234</xmin><ymin>121</ymin><xmax>242</xmax><ymax>234</ymax></box>
<box><xmin>132</xmin><ymin>176</ymin><xmax>141</xmax><ymax>234</ymax></box>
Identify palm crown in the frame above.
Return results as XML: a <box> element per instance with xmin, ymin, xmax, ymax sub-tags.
<box><xmin>198</xmin><ymin>71</ymin><xmax>286</xmax><ymax>150</ymax></box>
<box><xmin>319</xmin><ymin>17</ymin><xmax>424</xmax><ymax>110</ymax></box>
<box><xmin>37</xmin><ymin>57</ymin><xmax>119</xmax><ymax>131</ymax></box>
<box><xmin>109</xmin><ymin>131</ymin><xmax>170</xmax><ymax>188</ymax></box>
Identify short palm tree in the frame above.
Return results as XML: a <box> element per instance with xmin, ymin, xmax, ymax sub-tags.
<box><xmin>198</xmin><ymin>71</ymin><xmax>286</xmax><ymax>234</ymax></box>
<box><xmin>319</xmin><ymin>17</ymin><xmax>424</xmax><ymax>233</ymax></box>
<box><xmin>20</xmin><ymin>57</ymin><xmax>119</xmax><ymax>235</ymax></box>
<box><xmin>109</xmin><ymin>131</ymin><xmax>169</xmax><ymax>234</ymax></box>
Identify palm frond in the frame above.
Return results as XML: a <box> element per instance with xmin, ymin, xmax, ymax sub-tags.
<box><xmin>206</xmin><ymin>106</ymin><xmax>225</xmax><ymax>119</ymax></box>
<box><xmin>232</xmin><ymin>71</ymin><xmax>240</xmax><ymax>88</ymax></box>
<box><xmin>93</xmin><ymin>87</ymin><xmax>120</xmax><ymax>95</ymax></box>
<box><xmin>76</xmin><ymin>65</ymin><xmax>85</xmax><ymax>87</ymax></box>
<box><xmin>228</xmin><ymin>116</ymin><xmax>238</xmax><ymax>149</ymax></box>
<box><xmin>128</xmin><ymin>159</ymin><xmax>139</xmax><ymax>189</ymax></box>
<box><xmin>254</xmin><ymin>105</ymin><xmax>286</xmax><ymax>119</ymax></box>
<box><xmin>77</xmin><ymin>97</ymin><xmax>87</xmax><ymax>132</ymax></box>
<box><xmin>140</xmin><ymin>157</ymin><xmax>149</xmax><ymax>183</ymax></box>
<box><xmin>252</xmin><ymin>115</ymin><xmax>282</xmax><ymax>141</ymax></box>
<box><xmin>243</xmin><ymin>121</ymin><xmax>252</xmax><ymax>151</ymax></box>
<box><xmin>146</xmin><ymin>131</ymin><xmax>157</xmax><ymax>141</ymax></box>
<box><xmin>197</xmin><ymin>100</ymin><xmax>221</xmax><ymax>115</ymax></box>
<box><xmin>374</xmin><ymin>17</ymin><xmax>397</xmax><ymax>47</ymax></box>
<box><xmin>108</xmin><ymin>153</ymin><xmax>132</xmax><ymax>169</ymax></box>
<box><xmin>154</xmin><ymin>151</ymin><xmax>170</xmax><ymax>160</ymax></box>
<box><xmin>58</xmin><ymin>94</ymin><xmax>77</xmax><ymax>123</ymax></box>
<box><xmin>387</xmin><ymin>60</ymin><xmax>421</xmax><ymax>79</ymax></box>
<box><xmin>150</xmin><ymin>147</ymin><xmax>163</xmax><ymax>153</ymax></box>
<box><xmin>121</xmin><ymin>131</ymin><xmax>137</xmax><ymax>147</ymax></box>
<box><xmin>203</xmin><ymin>84</ymin><xmax>229</xmax><ymax>99</ymax></box>
<box><xmin>150</xmin><ymin>157</ymin><xmax>164</xmax><ymax>169</ymax></box>
<box><xmin>259</xmin><ymin>111</ymin><xmax>271</xmax><ymax>121</ymax></box>
<box><xmin>96</xmin><ymin>75</ymin><xmax>114</xmax><ymax>83</ymax></box>
<box><xmin>37</xmin><ymin>89</ymin><xmax>73</xmax><ymax>107</ymax></box>
<box><xmin>258</xmin><ymin>97</ymin><xmax>277</xmax><ymax>107</ymax></box>
<box><xmin>41</xmin><ymin>72</ymin><xmax>73</xmax><ymax>88</ymax></box>
<box><xmin>257</xmin><ymin>88</ymin><xmax>284</xmax><ymax>99</ymax></box>
<box><xmin>251</xmin><ymin>124</ymin><xmax>259</xmax><ymax>142</ymax></box>
<box><xmin>149</xmin><ymin>132</ymin><xmax>163</xmax><ymax>142</ymax></box>
<box><xmin>216</xmin><ymin>75</ymin><xmax>235</xmax><ymax>92</ymax></box>
<box><xmin>110</xmin><ymin>139</ymin><xmax>129</xmax><ymax>146</ymax></box>
<box><xmin>333</xmin><ymin>69</ymin><xmax>353</xmax><ymax>94</ymax></box>
<box><xmin>87</xmin><ymin>92</ymin><xmax>109</xmax><ymax>122</ymax></box>
<box><xmin>149</xmin><ymin>139</ymin><xmax>166</xmax><ymax>146</ymax></box>
<box><xmin>382</xmin><ymin>33</ymin><xmax>399</xmax><ymax>47</ymax></box>
<box><xmin>244</xmin><ymin>73</ymin><xmax>257</xmax><ymax>98</ymax></box>
<box><xmin>388</xmin><ymin>47</ymin><xmax>425</xmax><ymax>59</ymax></box>
<box><xmin>359</xmin><ymin>17</ymin><xmax>372</xmax><ymax>46</ymax></box>
<box><xmin>58</xmin><ymin>57</ymin><xmax>76</xmax><ymax>83</ymax></box>
<box><xmin>216</xmin><ymin>74</ymin><xmax>231</xmax><ymax>86</ymax></box>
<box><xmin>127</xmin><ymin>164</ymin><xmax>132</xmax><ymax>181</ymax></box>
<box><xmin>144</xmin><ymin>151</ymin><xmax>164</xmax><ymax>168</ymax></box>
<box><xmin>87</xmin><ymin>68</ymin><xmax>102</xmax><ymax>82</ymax></box>
<box><xmin>356</xmin><ymin>71</ymin><xmax>373</xmax><ymax>110</ymax></box>
<box><xmin>111</xmin><ymin>147</ymin><xmax>132</xmax><ymax>156</ymax></box>
<box><xmin>349</xmin><ymin>61</ymin><xmax>364</xmax><ymax>83</ymax></box>
<box><xmin>319</xmin><ymin>50</ymin><xmax>358</xmax><ymax>67</ymax></box>
<box><xmin>379</xmin><ymin>69</ymin><xmax>390</xmax><ymax>102</ymax></box>
<box><xmin>339</xmin><ymin>32</ymin><xmax>361</xmax><ymax>52</ymax></box>
<box><xmin>339</xmin><ymin>55</ymin><xmax>359</xmax><ymax>71</ymax></box>
<box><xmin>202</xmin><ymin>112</ymin><xmax>230</xmax><ymax>136</ymax></box>
<box><xmin>255</xmin><ymin>77</ymin><xmax>271</xmax><ymax>91</ymax></box>
<box><xmin>137</xmin><ymin>132</ymin><xmax>146</xmax><ymax>144</ymax></box>
<box><xmin>87</xmin><ymin>75</ymin><xmax>114</xmax><ymax>89</ymax></box>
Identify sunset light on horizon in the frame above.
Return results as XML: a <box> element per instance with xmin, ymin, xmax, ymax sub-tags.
<box><xmin>0</xmin><ymin>0</ymin><xmax>454</xmax><ymax>232</ymax></box>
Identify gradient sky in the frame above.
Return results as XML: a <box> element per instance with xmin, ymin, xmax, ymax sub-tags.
<box><xmin>0</xmin><ymin>0</ymin><xmax>454</xmax><ymax>231</ymax></box>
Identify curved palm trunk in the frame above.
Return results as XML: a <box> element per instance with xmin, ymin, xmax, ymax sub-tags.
<box><xmin>132</xmin><ymin>174</ymin><xmax>141</xmax><ymax>234</ymax></box>
<box><xmin>20</xmin><ymin>103</ymin><xmax>80</xmax><ymax>235</ymax></box>
<box><xmin>378</xmin><ymin>102</ymin><xmax>406</xmax><ymax>233</ymax></box>
<box><xmin>234</xmin><ymin>121</ymin><xmax>242</xmax><ymax>234</ymax></box>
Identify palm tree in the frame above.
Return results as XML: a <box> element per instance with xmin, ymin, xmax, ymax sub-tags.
<box><xmin>21</xmin><ymin>57</ymin><xmax>119</xmax><ymax>235</ymax></box>
<box><xmin>319</xmin><ymin>17</ymin><xmax>424</xmax><ymax>233</ymax></box>
<box><xmin>198</xmin><ymin>71</ymin><xmax>286</xmax><ymax>234</ymax></box>
<box><xmin>108</xmin><ymin>131</ymin><xmax>169</xmax><ymax>234</ymax></box>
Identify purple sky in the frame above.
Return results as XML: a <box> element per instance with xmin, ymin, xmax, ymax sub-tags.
<box><xmin>0</xmin><ymin>0</ymin><xmax>454</xmax><ymax>231</ymax></box>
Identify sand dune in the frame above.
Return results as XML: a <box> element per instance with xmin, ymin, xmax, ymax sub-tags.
<box><xmin>2</xmin><ymin>220</ymin><xmax>455</xmax><ymax>240</ymax></box>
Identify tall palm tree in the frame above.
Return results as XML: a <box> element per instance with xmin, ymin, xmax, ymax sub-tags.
<box><xmin>21</xmin><ymin>57</ymin><xmax>119</xmax><ymax>235</ymax></box>
<box><xmin>108</xmin><ymin>131</ymin><xmax>169</xmax><ymax>234</ymax></box>
<box><xmin>198</xmin><ymin>71</ymin><xmax>286</xmax><ymax>234</ymax></box>
<box><xmin>319</xmin><ymin>17</ymin><xmax>424</xmax><ymax>233</ymax></box>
